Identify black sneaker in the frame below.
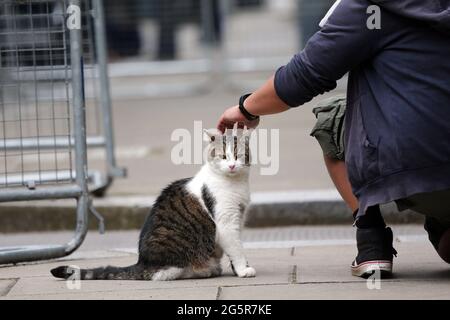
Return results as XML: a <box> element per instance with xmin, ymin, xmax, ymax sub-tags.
<box><xmin>351</xmin><ymin>227</ymin><xmax>397</xmax><ymax>278</ymax></box>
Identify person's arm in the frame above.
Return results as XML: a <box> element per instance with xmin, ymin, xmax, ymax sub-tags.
<box><xmin>217</xmin><ymin>0</ymin><xmax>389</xmax><ymax>132</ymax></box>
<box><xmin>216</xmin><ymin>76</ymin><xmax>288</xmax><ymax>132</ymax></box>
<box><xmin>243</xmin><ymin>75</ymin><xmax>289</xmax><ymax>116</ymax></box>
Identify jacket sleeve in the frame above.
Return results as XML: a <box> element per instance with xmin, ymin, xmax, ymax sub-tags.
<box><xmin>274</xmin><ymin>0</ymin><xmax>385</xmax><ymax>107</ymax></box>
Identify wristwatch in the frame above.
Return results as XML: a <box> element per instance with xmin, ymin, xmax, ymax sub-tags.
<box><xmin>239</xmin><ymin>93</ymin><xmax>260</xmax><ymax>121</ymax></box>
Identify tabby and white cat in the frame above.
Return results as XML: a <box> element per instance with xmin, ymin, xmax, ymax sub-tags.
<box><xmin>51</xmin><ymin>127</ymin><xmax>255</xmax><ymax>280</ymax></box>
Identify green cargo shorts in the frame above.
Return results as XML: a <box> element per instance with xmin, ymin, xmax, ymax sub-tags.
<box><xmin>310</xmin><ymin>95</ymin><xmax>347</xmax><ymax>160</ymax></box>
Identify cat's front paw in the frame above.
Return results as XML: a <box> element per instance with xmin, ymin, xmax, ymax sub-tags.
<box><xmin>236</xmin><ymin>267</ymin><xmax>256</xmax><ymax>278</ymax></box>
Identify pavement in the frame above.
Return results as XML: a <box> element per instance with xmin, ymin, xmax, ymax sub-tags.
<box><xmin>1</xmin><ymin>225</ymin><xmax>450</xmax><ymax>300</ymax></box>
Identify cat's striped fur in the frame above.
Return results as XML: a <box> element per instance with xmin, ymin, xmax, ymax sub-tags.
<box><xmin>51</xmin><ymin>127</ymin><xmax>255</xmax><ymax>281</ymax></box>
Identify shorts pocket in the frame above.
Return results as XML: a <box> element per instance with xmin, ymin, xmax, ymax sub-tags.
<box><xmin>310</xmin><ymin>100</ymin><xmax>346</xmax><ymax>160</ymax></box>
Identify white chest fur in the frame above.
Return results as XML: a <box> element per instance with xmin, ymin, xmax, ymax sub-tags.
<box><xmin>185</xmin><ymin>163</ymin><xmax>255</xmax><ymax>278</ymax></box>
<box><xmin>186</xmin><ymin>164</ymin><xmax>250</xmax><ymax>220</ymax></box>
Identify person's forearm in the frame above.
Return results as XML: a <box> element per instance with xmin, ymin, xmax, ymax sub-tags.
<box><xmin>243</xmin><ymin>75</ymin><xmax>290</xmax><ymax>116</ymax></box>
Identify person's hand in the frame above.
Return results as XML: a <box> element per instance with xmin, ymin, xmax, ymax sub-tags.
<box><xmin>217</xmin><ymin>105</ymin><xmax>260</xmax><ymax>133</ymax></box>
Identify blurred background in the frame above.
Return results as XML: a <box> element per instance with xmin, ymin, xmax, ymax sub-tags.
<box><xmin>0</xmin><ymin>0</ymin><xmax>355</xmax><ymax>233</ymax></box>
<box><xmin>98</xmin><ymin>0</ymin><xmax>346</xmax><ymax>196</ymax></box>
<box><xmin>0</xmin><ymin>0</ymin><xmax>346</xmax><ymax>198</ymax></box>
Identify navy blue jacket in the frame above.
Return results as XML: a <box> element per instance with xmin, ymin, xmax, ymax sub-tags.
<box><xmin>274</xmin><ymin>0</ymin><xmax>450</xmax><ymax>215</ymax></box>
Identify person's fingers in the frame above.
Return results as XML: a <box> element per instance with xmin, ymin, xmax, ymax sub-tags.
<box><xmin>216</xmin><ymin>114</ymin><xmax>226</xmax><ymax>133</ymax></box>
<box><xmin>217</xmin><ymin>105</ymin><xmax>260</xmax><ymax>133</ymax></box>
<box><xmin>219</xmin><ymin>120</ymin><xmax>234</xmax><ymax>133</ymax></box>
<box><xmin>218</xmin><ymin>123</ymin><xmax>226</xmax><ymax>134</ymax></box>
<box><xmin>218</xmin><ymin>119</ymin><xmax>257</xmax><ymax>133</ymax></box>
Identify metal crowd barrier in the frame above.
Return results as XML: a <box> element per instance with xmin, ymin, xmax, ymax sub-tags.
<box><xmin>0</xmin><ymin>0</ymin><xmax>125</xmax><ymax>197</ymax></box>
<box><xmin>0</xmin><ymin>0</ymin><xmax>113</xmax><ymax>264</ymax></box>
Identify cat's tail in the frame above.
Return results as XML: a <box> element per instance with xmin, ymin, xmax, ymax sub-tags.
<box><xmin>50</xmin><ymin>263</ymin><xmax>155</xmax><ymax>280</ymax></box>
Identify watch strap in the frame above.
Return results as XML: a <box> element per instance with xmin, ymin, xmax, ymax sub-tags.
<box><xmin>239</xmin><ymin>94</ymin><xmax>259</xmax><ymax>121</ymax></box>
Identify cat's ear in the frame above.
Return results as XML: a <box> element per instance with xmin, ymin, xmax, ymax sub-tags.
<box><xmin>203</xmin><ymin>129</ymin><xmax>220</xmax><ymax>141</ymax></box>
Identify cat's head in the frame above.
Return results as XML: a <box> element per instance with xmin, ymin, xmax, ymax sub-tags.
<box><xmin>204</xmin><ymin>126</ymin><xmax>252</xmax><ymax>177</ymax></box>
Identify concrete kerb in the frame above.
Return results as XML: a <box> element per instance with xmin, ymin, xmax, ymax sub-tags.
<box><xmin>0</xmin><ymin>189</ymin><xmax>424</xmax><ymax>233</ymax></box>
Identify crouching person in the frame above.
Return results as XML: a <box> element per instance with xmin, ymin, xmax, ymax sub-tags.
<box><xmin>311</xmin><ymin>96</ymin><xmax>450</xmax><ymax>278</ymax></box>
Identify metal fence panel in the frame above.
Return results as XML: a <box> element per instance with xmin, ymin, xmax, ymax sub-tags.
<box><xmin>0</xmin><ymin>0</ymin><xmax>124</xmax><ymax>195</ymax></box>
<box><xmin>1</xmin><ymin>0</ymin><xmax>75</xmax><ymax>189</ymax></box>
<box><xmin>0</xmin><ymin>0</ymin><xmax>96</xmax><ymax>265</ymax></box>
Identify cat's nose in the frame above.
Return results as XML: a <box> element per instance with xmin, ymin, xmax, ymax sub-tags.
<box><xmin>229</xmin><ymin>164</ymin><xmax>235</xmax><ymax>170</ymax></box>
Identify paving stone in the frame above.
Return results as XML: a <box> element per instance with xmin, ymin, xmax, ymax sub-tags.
<box><xmin>0</xmin><ymin>256</ymin><xmax>137</xmax><ymax>279</ymax></box>
<box><xmin>2</xmin><ymin>286</ymin><xmax>218</xmax><ymax>300</ymax></box>
<box><xmin>292</xmin><ymin>243</ymin><xmax>450</xmax><ymax>283</ymax></box>
<box><xmin>0</xmin><ymin>279</ymin><xmax>17</xmax><ymax>297</ymax></box>
<box><xmin>219</xmin><ymin>281</ymin><xmax>450</xmax><ymax>300</ymax></box>
<box><xmin>4</xmin><ymin>258</ymin><xmax>293</xmax><ymax>297</ymax></box>
<box><xmin>1</xmin><ymin>232</ymin><xmax>448</xmax><ymax>299</ymax></box>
